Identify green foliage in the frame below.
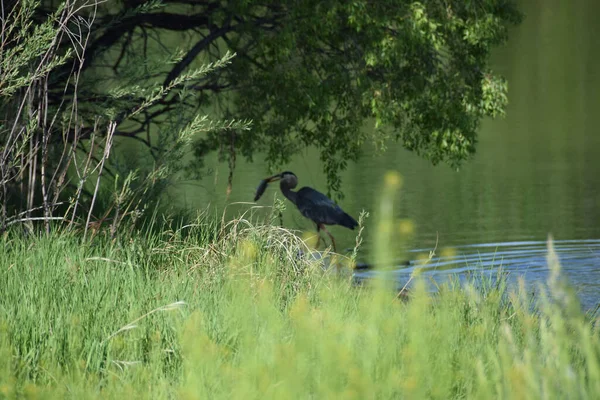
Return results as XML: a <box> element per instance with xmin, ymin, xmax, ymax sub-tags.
<box><xmin>0</xmin><ymin>0</ymin><xmax>72</xmax><ymax>98</ymax></box>
<box><xmin>219</xmin><ymin>0</ymin><xmax>522</xmax><ymax>191</ymax></box>
<box><xmin>0</xmin><ymin>1</ymin><xmax>252</xmax><ymax>232</ymax></box>
<box><xmin>13</xmin><ymin>0</ymin><xmax>523</xmax><ymax>197</ymax></box>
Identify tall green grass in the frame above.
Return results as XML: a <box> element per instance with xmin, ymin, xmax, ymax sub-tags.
<box><xmin>1</xmin><ymin>184</ymin><xmax>599</xmax><ymax>399</ymax></box>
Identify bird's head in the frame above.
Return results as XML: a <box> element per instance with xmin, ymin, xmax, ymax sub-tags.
<box><xmin>254</xmin><ymin>171</ymin><xmax>299</xmax><ymax>201</ymax></box>
<box><xmin>265</xmin><ymin>171</ymin><xmax>298</xmax><ymax>188</ymax></box>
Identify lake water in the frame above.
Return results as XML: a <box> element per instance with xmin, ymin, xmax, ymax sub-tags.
<box><xmin>173</xmin><ymin>0</ymin><xmax>600</xmax><ymax>309</ymax></box>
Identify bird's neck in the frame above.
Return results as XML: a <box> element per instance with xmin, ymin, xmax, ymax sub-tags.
<box><xmin>280</xmin><ymin>182</ymin><xmax>297</xmax><ymax>205</ymax></box>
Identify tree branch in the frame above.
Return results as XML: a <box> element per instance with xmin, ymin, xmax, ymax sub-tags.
<box><xmin>163</xmin><ymin>18</ymin><xmax>234</xmax><ymax>87</ymax></box>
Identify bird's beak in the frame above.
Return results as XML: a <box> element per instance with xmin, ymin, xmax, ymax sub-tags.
<box><xmin>265</xmin><ymin>174</ymin><xmax>281</xmax><ymax>183</ymax></box>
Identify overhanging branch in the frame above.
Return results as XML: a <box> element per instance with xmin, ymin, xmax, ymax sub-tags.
<box><xmin>163</xmin><ymin>18</ymin><xmax>235</xmax><ymax>87</ymax></box>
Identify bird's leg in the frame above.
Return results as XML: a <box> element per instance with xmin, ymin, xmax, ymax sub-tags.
<box><xmin>319</xmin><ymin>224</ymin><xmax>337</xmax><ymax>252</ymax></box>
<box><xmin>315</xmin><ymin>224</ymin><xmax>322</xmax><ymax>249</ymax></box>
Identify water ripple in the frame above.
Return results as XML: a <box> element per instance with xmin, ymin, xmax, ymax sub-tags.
<box><xmin>355</xmin><ymin>239</ymin><xmax>600</xmax><ymax>310</ymax></box>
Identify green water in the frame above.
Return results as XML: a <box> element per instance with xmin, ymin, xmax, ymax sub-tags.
<box><xmin>177</xmin><ymin>0</ymin><xmax>600</xmax><ymax>253</ymax></box>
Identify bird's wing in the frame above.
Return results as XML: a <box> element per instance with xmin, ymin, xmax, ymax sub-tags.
<box><xmin>295</xmin><ymin>187</ymin><xmax>345</xmax><ymax>225</ymax></box>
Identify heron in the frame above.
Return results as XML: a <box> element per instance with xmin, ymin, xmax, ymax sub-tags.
<box><xmin>255</xmin><ymin>171</ymin><xmax>358</xmax><ymax>252</ymax></box>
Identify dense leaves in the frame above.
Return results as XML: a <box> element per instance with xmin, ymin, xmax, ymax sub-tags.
<box><xmin>45</xmin><ymin>0</ymin><xmax>521</xmax><ymax>192</ymax></box>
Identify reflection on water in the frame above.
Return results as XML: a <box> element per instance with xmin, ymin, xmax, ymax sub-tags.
<box><xmin>354</xmin><ymin>239</ymin><xmax>600</xmax><ymax>310</ymax></box>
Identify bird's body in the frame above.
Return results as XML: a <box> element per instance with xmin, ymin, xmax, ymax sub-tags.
<box><xmin>294</xmin><ymin>187</ymin><xmax>357</xmax><ymax>229</ymax></box>
<box><xmin>254</xmin><ymin>171</ymin><xmax>357</xmax><ymax>251</ymax></box>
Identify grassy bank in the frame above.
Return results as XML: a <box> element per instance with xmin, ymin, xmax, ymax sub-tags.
<box><xmin>0</xmin><ymin>215</ymin><xmax>599</xmax><ymax>399</ymax></box>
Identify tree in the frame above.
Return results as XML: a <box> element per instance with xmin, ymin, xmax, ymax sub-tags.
<box><xmin>13</xmin><ymin>0</ymin><xmax>522</xmax><ymax>203</ymax></box>
<box><xmin>0</xmin><ymin>0</ymin><xmax>249</xmax><ymax>233</ymax></box>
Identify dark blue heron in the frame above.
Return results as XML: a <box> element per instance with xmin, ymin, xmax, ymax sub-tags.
<box><xmin>255</xmin><ymin>171</ymin><xmax>358</xmax><ymax>251</ymax></box>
